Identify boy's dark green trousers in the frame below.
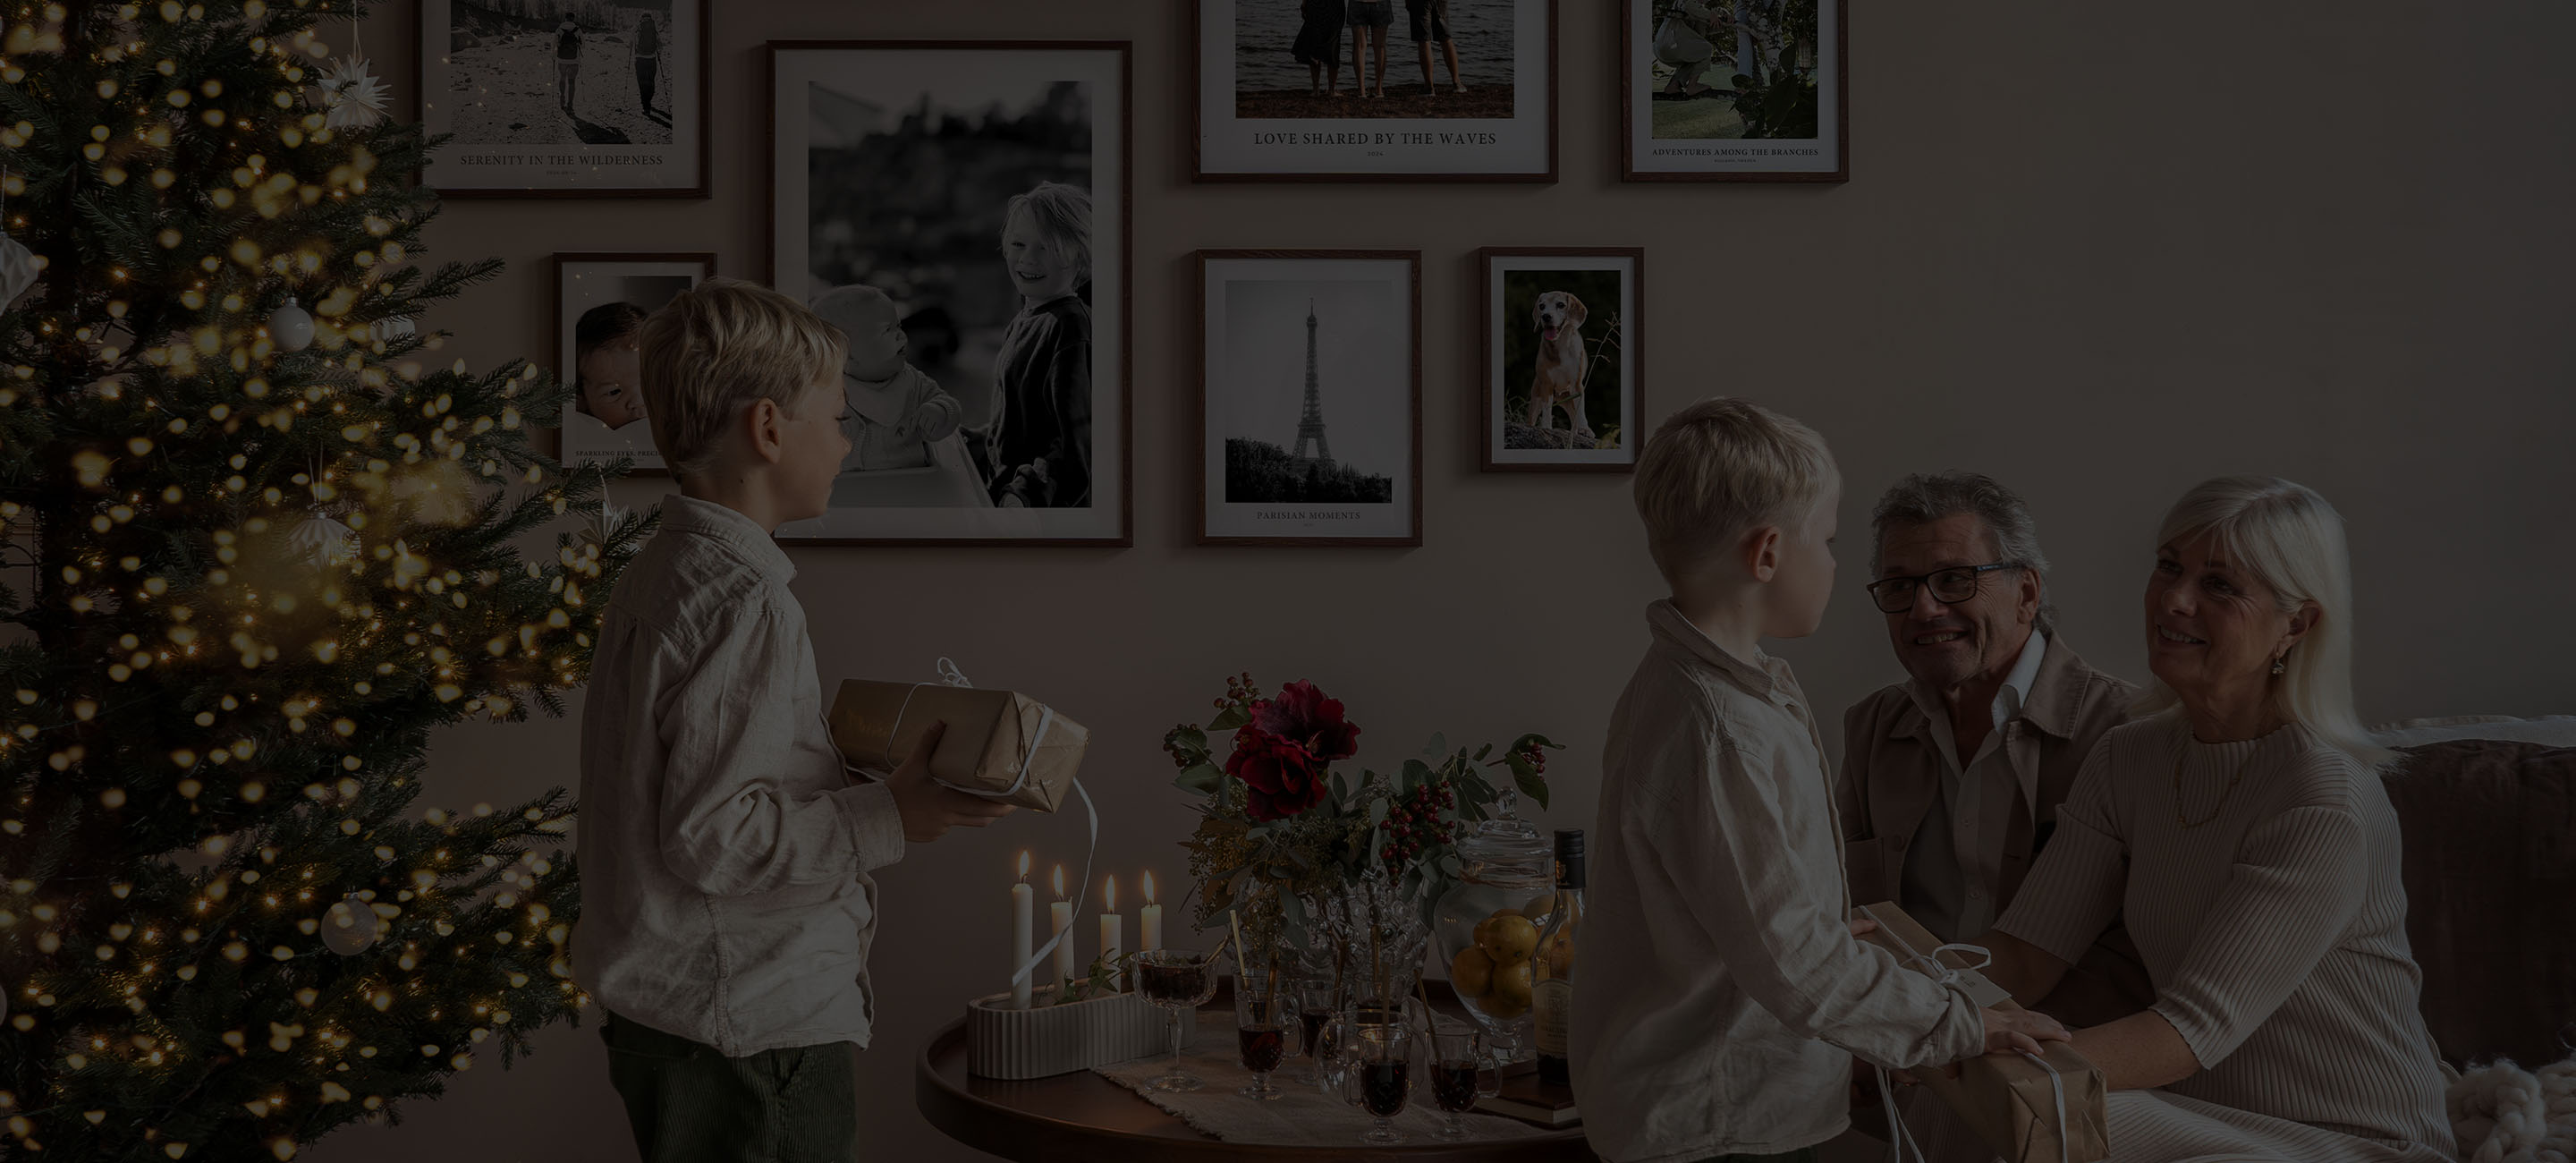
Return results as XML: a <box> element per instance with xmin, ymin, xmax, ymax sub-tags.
<box><xmin>602</xmin><ymin>1011</ymin><xmax>859</xmax><ymax>1163</ymax></box>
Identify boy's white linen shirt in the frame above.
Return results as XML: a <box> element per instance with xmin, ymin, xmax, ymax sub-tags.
<box><xmin>1569</xmin><ymin>600</ymin><xmax>1984</xmax><ymax>1163</ymax></box>
<box><xmin>574</xmin><ymin>494</ymin><xmax>908</xmax><ymax>1057</ymax></box>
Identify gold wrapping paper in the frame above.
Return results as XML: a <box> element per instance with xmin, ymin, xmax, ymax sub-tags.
<box><xmin>827</xmin><ymin>679</ymin><xmax>1087</xmax><ymax>812</ymax></box>
<box><xmin>1853</xmin><ymin>901</ymin><xmax>2111</xmax><ymax>1163</ymax></box>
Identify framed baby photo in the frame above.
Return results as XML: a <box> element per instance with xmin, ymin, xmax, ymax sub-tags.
<box><xmin>764</xmin><ymin>40</ymin><xmax>1133</xmax><ymax>548</ymax></box>
<box><xmin>1622</xmin><ymin>0</ymin><xmax>1846</xmax><ymax>182</ymax></box>
<box><xmin>419</xmin><ymin>0</ymin><xmax>711</xmax><ymax>197</ymax></box>
<box><xmin>1196</xmin><ymin>250</ymin><xmax>1422</xmax><ymax>547</ymax></box>
<box><xmin>551</xmin><ymin>252</ymin><xmax>715</xmax><ymax>476</ymax></box>
<box><xmin>1191</xmin><ymin>0</ymin><xmax>1558</xmax><ymax>182</ymax></box>
<box><xmin>1479</xmin><ymin>248</ymin><xmax>1643</xmax><ymax>472</ymax></box>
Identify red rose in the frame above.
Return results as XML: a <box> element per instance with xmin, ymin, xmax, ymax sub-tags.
<box><xmin>1250</xmin><ymin>680</ymin><xmax>1360</xmax><ymax>763</ymax></box>
<box><xmin>1224</xmin><ymin>730</ymin><xmax>1328</xmax><ymax>821</ymax></box>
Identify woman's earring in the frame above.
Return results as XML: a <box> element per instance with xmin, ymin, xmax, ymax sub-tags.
<box><xmin>2270</xmin><ymin>655</ymin><xmax>2287</xmax><ymax>676</ymax></box>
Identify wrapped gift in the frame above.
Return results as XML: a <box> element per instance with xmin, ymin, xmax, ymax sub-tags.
<box><xmin>828</xmin><ymin>678</ymin><xmax>1087</xmax><ymax>812</ymax></box>
<box><xmin>1852</xmin><ymin>900</ymin><xmax>2110</xmax><ymax>1163</ymax></box>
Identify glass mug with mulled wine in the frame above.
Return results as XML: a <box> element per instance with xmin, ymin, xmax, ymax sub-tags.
<box><xmin>1234</xmin><ymin>972</ymin><xmax>1292</xmax><ymax>1100</ymax></box>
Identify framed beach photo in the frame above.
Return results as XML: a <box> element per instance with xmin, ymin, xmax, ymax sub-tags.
<box><xmin>1480</xmin><ymin>248</ymin><xmax>1642</xmax><ymax>472</ymax></box>
<box><xmin>550</xmin><ymin>252</ymin><xmax>713</xmax><ymax>476</ymax></box>
<box><xmin>767</xmin><ymin>41</ymin><xmax>1131</xmax><ymax>547</ymax></box>
<box><xmin>1622</xmin><ymin>0</ymin><xmax>1845</xmax><ymax>182</ymax></box>
<box><xmin>1191</xmin><ymin>0</ymin><xmax>1557</xmax><ymax>182</ymax></box>
<box><xmin>1196</xmin><ymin>250</ymin><xmax>1422</xmax><ymax>546</ymax></box>
<box><xmin>419</xmin><ymin>0</ymin><xmax>710</xmax><ymax>197</ymax></box>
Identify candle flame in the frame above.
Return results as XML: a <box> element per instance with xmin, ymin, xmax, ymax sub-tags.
<box><xmin>1142</xmin><ymin>870</ymin><xmax>1157</xmax><ymax>904</ymax></box>
<box><xmin>1051</xmin><ymin>864</ymin><xmax>1065</xmax><ymax>898</ymax></box>
<box><xmin>1105</xmin><ymin>876</ymin><xmax>1118</xmax><ymax>913</ymax></box>
<box><xmin>1017</xmin><ymin>850</ymin><xmax>1030</xmax><ymax>880</ymax></box>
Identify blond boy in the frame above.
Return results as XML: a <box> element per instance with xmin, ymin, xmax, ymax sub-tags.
<box><xmin>575</xmin><ymin>278</ymin><xmax>1015</xmax><ymax>1163</ymax></box>
<box><xmin>1569</xmin><ymin>398</ymin><xmax>2067</xmax><ymax>1163</ymax></box>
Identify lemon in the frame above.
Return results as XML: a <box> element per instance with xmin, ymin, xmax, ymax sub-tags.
<box><xmin>1522</xmin><ymin>891</ymin><xmax>1561</xmax><ymax>921</ymax></box>
<box><xmin>1479</xmin><ymin>913</ymin><xmax>1539</xmax><ymax>964</ymax></box>
<box><xmin>1488</xmin><ymin>957</ymin><xmax>1534</xmax><ymax>1014</ymax></box>
<box><xmin>1449</xmin><ymin>947</ymin><xmax>1496</xmax><ymax>997</ymax></box>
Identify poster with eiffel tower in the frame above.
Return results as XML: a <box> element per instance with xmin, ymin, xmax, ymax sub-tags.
<box><xmin>1197</xmin><ymin>251</ymin><xmax>1422</xmax><ymax>546</ymax></box>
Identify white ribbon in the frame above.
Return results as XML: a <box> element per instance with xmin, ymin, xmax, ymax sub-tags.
<box><xmin>2017</xmin><ymin>1048</ymin><xmax>2072</xmax><ymax>1163</ymax></box>
<box><xmin>874</xmin><ymin>658</ymin><xmax>1095</xmax><ymax>1001</ymax></box>
<box><xmin>1860</xmin><ymin>901</ymin><xmax>2072</xmax><ymax>1163</ymax></box>
<box><xmin>1876</xmin><ymin>1064</ymin><xmax>1929</xmax><ymax>1163</ymax></box>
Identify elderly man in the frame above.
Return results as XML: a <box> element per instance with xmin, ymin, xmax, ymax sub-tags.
<box><xmin>1837</xmin><ymin>472</ymin><xmax>2152</xmax><ymax>1028</ymax></box>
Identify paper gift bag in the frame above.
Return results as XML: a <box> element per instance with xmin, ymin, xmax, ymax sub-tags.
<box><xmin>1853</xmin><ymin>901</ymin><xmax>2111</xmax><ymax>1163</ymax></box>
<box><xmin>828</xmin><ymin>679</ymin><xmax>1087</xmax><ymax>812</ymax></box>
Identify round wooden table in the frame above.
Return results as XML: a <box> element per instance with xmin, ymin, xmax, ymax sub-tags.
<box><xmin>915</xmin><ymin>985</ymin><xmax>1598</xmax><ymax>1162</ymax></box>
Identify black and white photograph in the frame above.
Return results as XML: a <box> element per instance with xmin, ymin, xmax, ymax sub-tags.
<box><xmin>1623</xmin><ymin>0</ymin><xmax>1844</xmax><ymax>181</ymax></box>
<box><xmin>1198</xmin><ymin>251</ymin><xmax>1420</xmax><ymax>545</ymax></box>
<box><xmin>1481</xmin><ymin>248</ymin><xmax>1642</xmax><ymax>472</ymax></box>
<box><xmin>1194</xmin><ymin>0</ymin><xmax>1556</xmax><ymax>181</ymax></box>
<box><xmin>767</xmin><ymin>41</ymin><xmax>1131</xmax><ymax>546</ymax></box>
<box><xmin>551</xmin><ymin>252</ymin><xmax>713</xmax><ymax>474</ymax></box>
<box><xmin>419</xmin><ymin>0</ymin><xmax>709</xmax><ymax>196</ymax></box>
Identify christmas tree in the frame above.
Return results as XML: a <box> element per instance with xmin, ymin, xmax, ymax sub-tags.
<box><xmin>0</xmin><ymin>2</ymin><xmax>643</xmax><ymax>1159</ymax></box>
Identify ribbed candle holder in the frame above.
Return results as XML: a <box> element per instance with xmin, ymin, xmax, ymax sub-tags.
<box><xmin>965</xmin><ymin>986</ymin><xmax>1196</xmax><ymax>1080</ymax></box>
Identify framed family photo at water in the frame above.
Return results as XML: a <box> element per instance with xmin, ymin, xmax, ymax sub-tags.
<box><xmin>551</xmin><ymin>252</ymin><xmax>715</xmax><ymax>475</ymax></box>
<box><xmin>1193</xmin><ymin>0</ymin><xmax>1557</xmax><ymax>181</ymax></box>
<box><xmin>1479</xmin><ymin>248</ymin><xmax>1642</xmax><ymax>472</ymax></box>
<box><xmin>1196</xmin><ymin>251</ymin><xmax>1421</xmax><ymax>546</ymax></box>
<box><xmin>1622</xmin><ymin>0</ymin><xmax>1844</xmax><ymax>181</ymax></box>
<box><xmin>419</xmin><ymin>0</ymin><xmax>709</xmax><ymax>196</ymax></box>
<box><xmin>767</xmin><ymin>41</ymin><xmax>1131</xmax><ymax>547</ymax></box>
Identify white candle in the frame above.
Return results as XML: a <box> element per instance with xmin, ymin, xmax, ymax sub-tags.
<box><xmin>1140</xmin><ymin>870</ymin><xmax>1164</xmax><ymax>953</ymax></box>
<box><xmin>1011</xmin><ymin>851</ymin><xmax>1034</xmax><ymax>1008</ymax></box>
<box><xmin>1100</xmin><ymin>876</ymin><xmax>1123</xmax><ymax>989</ymax></box>
<box><xmin>1049</xmin><ymin>864</ymin><xmax>1075</xmax><ymax>989</ymax></box>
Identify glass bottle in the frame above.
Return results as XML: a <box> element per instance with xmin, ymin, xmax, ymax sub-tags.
<box><xmin>1532</xmin><ymin>828</ymin><xmax>1584</xmax><ymax>1088</ymax></box>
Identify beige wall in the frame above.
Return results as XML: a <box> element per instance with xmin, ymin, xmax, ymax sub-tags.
<box><xmin>312</xmin><ymin>2</ymin><xmax>2575</xmax><ymax>1160</ymax></box>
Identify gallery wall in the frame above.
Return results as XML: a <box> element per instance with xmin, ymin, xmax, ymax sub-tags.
<box><xmin>311</xmin><ymin>2</ymin><xmax>2576</xmax><ymax>1160</ymax></box>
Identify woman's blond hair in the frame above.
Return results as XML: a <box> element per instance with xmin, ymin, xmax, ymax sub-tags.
<box><xmin>635</xmin><ymin>278</ymin><xmax>844</xmax><ymax>480</ymax></box>
<box><xmin>2132</xmin><ymin>476</ymin><xmax>2394</xmax><ymax>769</ymax></box>
<box><xmin>1631</xmin><ymin>397</ymin><xmax>1836</xmax><ymax>583</ymax></box>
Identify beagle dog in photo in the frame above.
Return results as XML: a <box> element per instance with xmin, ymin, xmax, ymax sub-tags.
<box><xmin>1525</xmin><ymin>290</ymin><xmax>1592</xmax><ymax>437</ymax></box>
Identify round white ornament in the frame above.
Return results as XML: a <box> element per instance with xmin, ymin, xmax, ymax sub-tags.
<box><xmin>267</xmin><ymin>296</ymin><xmax>316</xmax><ymax>352</ymax></box>
<box><xmin>322</xmin><ymin>895</ymin><xmax>380</xmax><ymax>956</ymax></box>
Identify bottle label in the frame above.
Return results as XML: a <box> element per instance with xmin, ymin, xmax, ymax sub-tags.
<box><xmin>1533</xmin><ymin>979</ymin><xmax>1573</xmax><ymax>1057</ymax></box>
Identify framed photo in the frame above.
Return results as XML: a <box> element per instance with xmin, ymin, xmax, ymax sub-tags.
<box><xmin>1191</xmin><ymin>0</ymin><xmax>1557</xmax><ymax>182</ymax></box>
<box><xmin>550</xmin><ymin>252</ymin><xmax>714</xmax><ymax>476</ymax></box>
<box><xmin>1196</xmin><ymin>250</ymin><xmax>1421</xmax><ymax>546</ymax></box>
<box><xmin>1622</xmin><ymin>0</ymin><xmax>1845</xmax><ymax>182</ymax></box>
<box><xmin>766</xmin><ymin>41</ymin><xmax>1131</xmax><ymax>547</ymax></box>
<box><xmin>419</xmin><ymin>0</ymin><xmax>710</xmax><ymax>198</ymax></box>
<box><xmin>1479</xmin><ymin>248</ymin><xmax>1642</xmax><ymax>472</ymax></box>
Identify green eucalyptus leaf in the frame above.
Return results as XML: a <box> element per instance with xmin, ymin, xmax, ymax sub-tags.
<box><xmin>1512</xmin><ymin>760</ymin><xmax>1551</xmax><ymax>811</ymax></box>
<box><xmin>1420</xmin><ymin>733</ymin><xmax>1447</xmax><ymax>759</ymax></box>
<box><xmin>1209</xmin><ymin>705</ymin><xmax>1252</xmax><ymax>732</ymax></box>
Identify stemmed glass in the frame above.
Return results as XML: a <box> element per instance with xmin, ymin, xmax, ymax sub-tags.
<box><xmin>1135</xmin><ymin>946</ymin><xmax>1226</xmax><ymax>1092</ymax></box>
<box><xmin>1234</xmin><ymin>972</ymin><xmax>1291</xmax><ymax>1100</ymax></box>
<box><xmin>1351</xmin><ymin>1021</ymin><xmax>1414</xmax><ymax>1145</ymax></box>
<box><xmin>1429</xmin><ymin>1022</ymin><xmax>1501</xmax><ymax>1140</ymax></box>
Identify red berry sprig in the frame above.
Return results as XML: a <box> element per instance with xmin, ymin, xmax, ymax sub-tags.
<box><xmin>1377</xmin><ymin>779</ymin><xmax>1459</xmax><ymax>866</ymax></box>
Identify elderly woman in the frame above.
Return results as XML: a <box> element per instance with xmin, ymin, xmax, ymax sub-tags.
<box><xmin>1973</xmin><ymin>477</ymin><xmax>2453</xmax><ymax>1162</ymax></box>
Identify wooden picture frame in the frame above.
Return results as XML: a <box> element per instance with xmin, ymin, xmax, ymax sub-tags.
<box><xmin>1620</xmin><ymin>0</ymin><xmax>1847</xmax><ymax>182</ymax></box>
<box><xmin>764</xmin><ymin>40</ymin><xmax>1133</xmax><ymax>548</ymax></box>
<box><xmin>1479</xmin><ymin>247</ymin><xmax>1643</xmax><ymax>472</ymax></box>
<box><xmin>1190</xmin><ymin>0</ymin><xmax>1559</xmax><ymax>183</ymax></box>
<box><xmin>419</xmin><ymin>0</ymin><xmax>712</xmax><ymax>198</ymax></box>
<box><xmin>550</xmin><ymin>251</ymin><xmax>717</xmax><ymax>476</ymax></box>
<box><xmin>1195</xmin><ymin>250</ymin><xmax>1424</xmax><ymax>546</ymax></box>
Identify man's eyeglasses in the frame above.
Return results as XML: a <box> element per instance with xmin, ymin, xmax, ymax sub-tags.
<box><xmin>1864</xmin><ymin>563</ymin><xmax>2019</xmax><ymax>613</ymax></box>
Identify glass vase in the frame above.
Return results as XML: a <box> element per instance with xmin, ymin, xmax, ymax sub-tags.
<box><xmin>1321</xmin><ymin>871</ymin><xmax>1433</xmax><ymax>1023</ymax></box>
<box><xmin>1429</xmin><ymin>791</ymin><xmax>1556</xmax><ymax>1063</ymax></box>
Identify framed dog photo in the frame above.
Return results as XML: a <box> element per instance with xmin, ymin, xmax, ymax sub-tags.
<box><xmin>767</xmin><ymin>41</ymin><xmax>1131</xmax><ymax>547</ymax></box>
<box><xmin>419</xmin><ymin>0</ymin><xmax>710</xmax><ymax>197</ymax></box>
<box><xmin>552</xmin><ymin>252</ymin><xmax>716</xmax><ymax>475</ymax></box>
<box><xmin>1196</xmin><ymin>250</ymin><xmax>1422</xmax><ymax>546</ymax></box>
<box><xmin>1191</xmin><ymin>0</ymin><xmax>1557</xmax><ymax>182</ymax></box>
<box><xmin>1622</xmin><ymin>0</ymin><xmax>1845</xmax><ymax>182</ymax></box>
<box><xmin>1480</xmin><ymin>248</ymin><xmax>1642</xmax><ymax>472</ymax></box>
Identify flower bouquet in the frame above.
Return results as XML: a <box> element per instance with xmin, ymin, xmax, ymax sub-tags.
<box><xmin>1161</xmin><ymin>674</ymin><xmax>1557</xmax><ymax>1001</ymax></box>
